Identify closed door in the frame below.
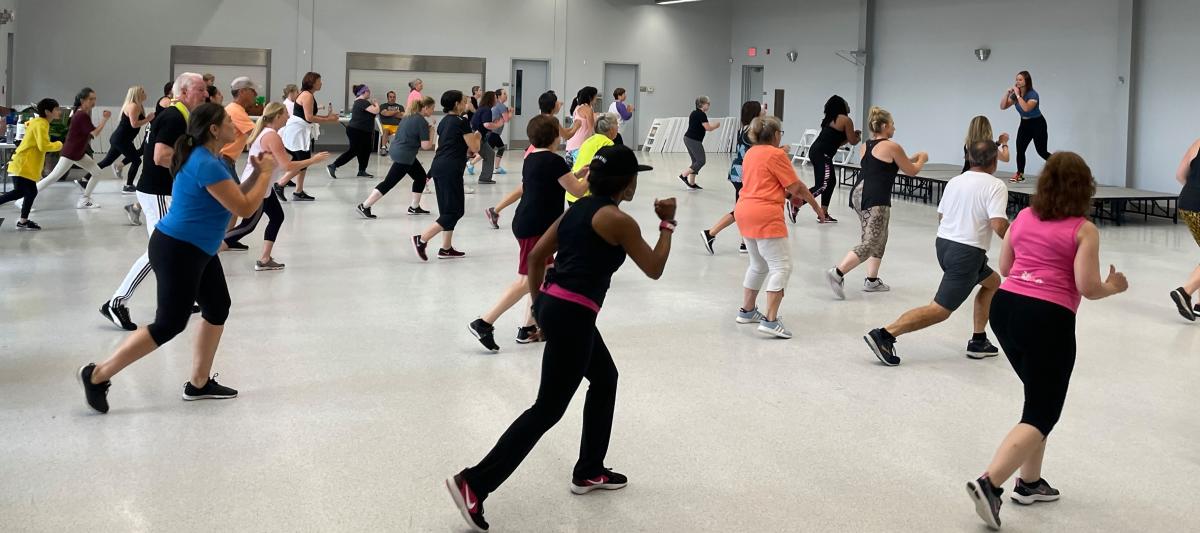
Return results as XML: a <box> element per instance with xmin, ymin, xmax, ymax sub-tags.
<box><xmin>603</xmin><ymin>63</ymin><xmax>639</xmax><ymax>148</ymax></box>
<box><xmin>742</xmin><ymin>65</ymin><xmax>764</xmax><ymax>106</ymax></box>
<box><xmin>510</xmin><ymin>59</ymin><xmax>550</xmax><ymax>149</ymax></box>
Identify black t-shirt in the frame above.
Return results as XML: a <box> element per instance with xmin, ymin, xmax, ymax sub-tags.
<box><xmin>348</xmin><ymin>99</ymin><xmax>374</xmax><ymax>131</ymax></box>
<box><xmin>685</xmin><ymin>109</ymin><xmax>708</xmax><ymax>141</ymax></box>
<box><xmin>431</xmin><ymin>115</ymin><xmax>473</xmax><ymax>172</ymax></box>
<box><xmin>513</xmin><ymin>151</ymin><xmax>572</xmax><ymax>238</ymax></box>
<box><xmin>138</xmin><ymin>105</ymin><xmax>187</xmax><ymax>196</ymax></box>
<box><xmin>471</xmin><ymin>107</ymin><xmax>492</xmax><ymax>135</ymax></box>
<box><xmin>379</xmin><ymin>102</ymin><xmax>403</xmax><ymax>126</ymax></box>
<box><xmin>1181</xmin><ymin>152</ymin><xmax>1200</xmax><ymax>211</ymax></box>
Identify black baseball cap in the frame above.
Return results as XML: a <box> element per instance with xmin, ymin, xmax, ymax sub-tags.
<box><xmin>589</xmin><ymin>145</ymin><xmax>653</xmax><ymax>178</ymax></box>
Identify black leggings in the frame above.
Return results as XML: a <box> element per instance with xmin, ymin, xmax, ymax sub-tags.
<box><xmin>0</xmin><ymin>176</ymin><xmax>38</xmax><ymax>218</ymax></box>
<box><xmin>809</xmin><ymin>146</ymin><xmax>836</xmax><ymax>207</ymax></box>
<box><xmin>224</xmin><ymin>192</ymin><xmax>285</xmax><ymax>245</ymax></box>
<box><xmin>333</xmin><ymin>127</ymin><xmax>373</xmax><ymax>173</ymax></box>
<box><xmin>376</xmin><ymin>159</ymin><xmax>428</xmax><ymax>195</ymax></box>
<box><xmin>146</xmin><ymin>230</ymin><xmax>230</xmax><ymax>346</ymax></box>
<box><xmin>432</xmin><ymin>165</ymin><xmax>466</xmax><ymax>231</ymax></box>
<box><xmin>97</xmin><ymin>137</ymin><xmax>142</xmax><ymax>186</ymax></box>
<box><xmin>463</xmin><ymin>294</ymin><xmax>618</xmax><ymax>498</ymax></box>
<box><xmin>989</xmin><ymin>289</ymin><xmax>1076</xmax><ymax>436</ymax></box>
<box><xmin>1015</xmin><ymin>115</ymin><xmax>1051</xmax><ymax>174</ymax></box>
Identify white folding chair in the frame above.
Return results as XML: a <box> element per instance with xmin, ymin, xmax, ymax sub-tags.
<box><xmin>833</xmin><ymin>145</ymin><xmax>853</xmax><ymax>164</ymax></box>
<box><xmin>791</xmin><ymin>129</ymin><xmax>819</xmax><ymax>165</ymax></box>
<box><xmin>375</xmin><ymin>116</ymin><xmax>388</xmax><ymax>156</ymax></box>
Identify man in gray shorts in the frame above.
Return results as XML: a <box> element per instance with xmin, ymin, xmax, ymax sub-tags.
<box><xmin>864</xmin><ymin>141</ymin><xmax>1010</xmax><ymax>366</ymax></box>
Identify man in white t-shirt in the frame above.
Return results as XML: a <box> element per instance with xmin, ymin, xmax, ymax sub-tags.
<box><xmin>864</xmin><ymin>140</ymin><xmax>1010</xmax><ymax>366</ymax></box>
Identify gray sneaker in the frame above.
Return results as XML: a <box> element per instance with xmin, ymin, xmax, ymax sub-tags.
<box><xmin>757</xmin><ymin>319</ymin><xmax>793</xmax><ymax>339</ymax></box>
<box><xmin>735</xmin><ymin>307</ymin><xmax>766</xmax><ymax>324</ymax></box>
<box><xmin>124</xmin><ymin>204</ymin><xmax>142</xmax><ymax>226</ymax></box>
<box><xmin>826</xmin><ymin>268</ymin><xmax>846</xmax><ymax>300</ymax></box>
<box><xmin>863</xmin><ymin>279</ymin><xmax>891</xmax><ymax>292</ymax></box>
<box><xmin>254</xmin><ymin>258</ymin><xmax>286</xmax><ymax>271</ymax></box>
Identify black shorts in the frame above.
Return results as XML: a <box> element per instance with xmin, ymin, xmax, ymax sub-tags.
<box><xmin>933</xmin><ymin>237</ymin><xmax>994</xmax><ymax>311</ymax></box>
<box><xmin>286</xmin><ymin>148</ymin><xmax>311</xmax><ymax>162</ymax></box>
<box><xmin>486</xmin><ymin>132</ymin><xmax>506</xmax><ymax>149</ymax></box>
<box><xmin>729</xmin><ymin>181</ymin><xmax>743</xmax><ymax>215</ymax></box>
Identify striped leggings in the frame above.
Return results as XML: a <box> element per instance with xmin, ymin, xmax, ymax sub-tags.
<box><xmin>110</xmin><ymin>192</ymin><xmax>170</xmax><ymax>306</ymax></box>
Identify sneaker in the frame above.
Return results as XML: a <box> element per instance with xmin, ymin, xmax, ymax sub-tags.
<box><xmin>445</xmin><ymin>472</ymin><xmax>489</xmax><ymax>532</ymax></box>
<box><xmin>515</xmin><ymin>325</ymin><xmax>543</xmax><ymax>344</ymax></box>
<box><xmin>1011</xmin><ymin>477</ymin><xmax>1060</xmax><ymax>505</ymax></box>
<box><xmin>123</xmin><ymin>204</ymin><xmax>142</xmax><ymax>226</ymax></box>
<box><xmin>292</xmin><ymin>191</ymin><xmax>315</xmax><ymax>201</ymax></box>
<box><xmin>356</xmin><ymin>171</ymin><xmax>374</xmax><ymax>178</ymax></box>
<box><xmin>785</xmin><ymin>199</ymin><xmax>798</xmax><ymax>224</ymax></box>
<box><xmin>863</xmin><ymin>279</ymin><xmax>891</xmax><ymax>292</ymax></box>
<box><xmin>16</xmin><ymin>220</ymin><xmax>41</xmax><ymax>231</ymax></box>
<box><xmin>700</xmin><ymin>229</ymin><xmax>715</xmax><ymax>255</ymax></box>
<box><xmin>966</xmin><ymin>338</ymin><xmax>1000</xmax><ymax>359</ymax></box>
<box><xmin>285</xmin><ymin>181</ymin><xmax>296</xmax><ymax>187</ymax></box>
<box><xmin>826</xmin><ymin>268</ymin><xmax>846</xmax><ymax>300</ymax></box>
<box><xmin>182</xmin><ymin>374</ymin><xmax>238</xmax><ymax>401</ymax></box>
<box><xmin>477</xmin><ymin>178</ymin><xmax>497</xmax><ymax>184</ymax></box>
<box><xmin>357</xmin><ymin>203</ymin><xmax>376</xmax><ymax>219</ymax></box>
<box><xmin>757</xmin><ymin>319</ymin><xmax>793</xmax><ymax>339</ymax></box>
<box><xmin>438</xmin><ymin>247</ymin><xmax>466</xmax><ymax>259</ymax></box>
<box><xmin>121</xmin><ymin>184</ymin><xmax>136</xmax><ymax>194</ymax></box>
<box><xmin>76</xmin><ymin>197</ymin><xmax>100</xmax><ymax>209</ymax></box>
<box><xmin>688</xmin><ymin>182</ymin><xmax>703</xmax><ymax>191</ymax></box>
<box><xmin>254</xmin><ymin>258</ymin><xmax>286</xmax><ymax>271</ymax></box>
<box><xmin>819</xmin><ymin>214</ymin><xmax>839</xmax><ymax>224</ymax></box>
<box><xmin>967</xmin><ymin>476</ymin><xmax>1004</xmax><ymax>530</ymax></box>
<box><xmin>1009</xmin><ymin>172</ymin><xmax>1024</xmax><ymax>183</ymax></box>
<box><xmin>678</xmin><ymin>175</ymin><xmax>691</xmax><ymax>189</ymax></box>
<box><xmin>412</xmin><ymin>236</ymin><xmax>429</xmax><ymax>261</ymax></box>
<box><xmin>469</xmin><ymin>319</ymin><xmax>500</xmax><ymax>352</ymax></box>
<box><xmin>495</xmin><ymin>167</ymin><xmax>507</xmax><ymax>175</ymax></box>
<box><xmin>114</xmin><ymin>163</ymin><xmax>124</xmax><ymax>179</ymax></box>
<box><xmin>77</xmin><ymin>363</ymin><xmax>111</xmax><ymax>414</ymax></box>
<box><xmin>1170</xmin><ymin>287</ymin><xmax>1195</xmax><ymax>321</ymax></box>
<box><xmin>325</xmin><ymin>164</ymin><xmax>338</xmax><ymax>179</ymax></box>
<box><xmin>99</xmin><ymin>301</ymin><xmax>137</xmax><ymax>331</ymax></box>
<box><xmin>273</xmin><ymin>184</ymin><xmax>288</xmax><ymax>202</ymax></box>
<box><xmin>485</xmin><ymin>207</ymin><xmax>500</xmax><ymax>229</ymax></box>
<box><xmin>864</xmin><ymin>328</ymin><xmax>901</xmax><ymax>366</ymax></box>
<box><xmin>407</xmin><ymin>206</ymin><xmax>430</xmax><ymax>215</ymax></box>
<box><xmin>225</xmin><ymin>241</ymin><xmax>249</xmax><ymax>251</ymax></box>
<box><xmin>571</xmin><ymin>469</ymin><xmax>628</xmax><ymax>495</ymax></box>
<box><xmin>735</xmin><ymin>307</ymin><xmax>766</xmax><ymax>324</ymax></box>
<box><xmin>738</xmin><ymin>242</ymin><xmax>747</xmax><ymax>254</ymax></box>
<box><xmin>464</xmin><ymin>186</ymin><xmax>476</xmax><ymax>195</ymax></box>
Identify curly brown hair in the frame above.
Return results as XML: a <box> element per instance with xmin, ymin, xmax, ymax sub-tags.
<box><xmin>1031</xmin><ymin>151</ymin><xmax>1095</xmax><ymax>220</ymax></box>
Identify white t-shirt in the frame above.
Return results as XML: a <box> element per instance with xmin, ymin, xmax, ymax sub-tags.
<box><xmin>241</xmin><ymin>127</ymin><xmax>286</xmax><ymax>198</ymax></box>
<box><xmin>936</xmin><ymin>170</ymin><xmax>1009</xmax><ymax>250</ymax></box>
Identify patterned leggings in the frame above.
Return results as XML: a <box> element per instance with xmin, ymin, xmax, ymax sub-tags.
<box><xmin>1183</xmin><ymin>209</ymin><xmax>1200</xmax><ymax>248</ymax></box>
<box><xmin>851</xmin><ymin>184</ymin><xmax>891</xmax><ymax>261</ymax></box>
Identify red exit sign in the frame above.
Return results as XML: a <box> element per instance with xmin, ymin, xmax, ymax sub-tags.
<box><xmin>748</xmin><ymin>47</ymin><xmax>757</xmax><ymax>57</ymax></box>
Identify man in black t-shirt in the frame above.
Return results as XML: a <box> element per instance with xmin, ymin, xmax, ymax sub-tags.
<box><xmin>99</xmin><ymin>72</ymin><xmax>209</xmax><ymax>332</ymax></box>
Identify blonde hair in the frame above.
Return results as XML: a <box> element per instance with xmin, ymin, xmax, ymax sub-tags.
<box><xmin>964</xmin><ymin>115</ymin><xmax>994</xmax><ymax>147</ymax></box>
<box><xmin>867</xmin><ymin>106</ymin><xmax>893</xmax><ymax>134</ymax></box>
<box><xmin>248</xmin><ymin>102</ymin><xmax>288</xmax><ymax>147</ymax></box>
<box><xmin>123</xmin><ymin>85</ymin><xmax>145</xmax><ymax>107</ymax></box>
<box><xmin>405</xmin><ymin>96</ymin><xmax>435</xmax><ymax>117</ymax></box>
<box><xmin>282</xmin><ymin>84</ymin><xmax>299</xmax><ymax>100</ymax></box>
<box><xmin>748</xmin><ymin>116</ymin><xmax>783</xmax><ymax>145</ymax></box>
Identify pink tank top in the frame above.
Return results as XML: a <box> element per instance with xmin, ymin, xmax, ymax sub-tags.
<box><xmin>566</xmin><ymin>106</ymin><xmax>592</xmax><ymax>152</ymax></box>
<box><xmin>1000</xmin><ymin>208</ymin><xmax>1086</xmax><ymax>313</ymax></box>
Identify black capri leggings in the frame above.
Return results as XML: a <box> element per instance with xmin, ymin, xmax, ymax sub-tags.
<box><xmin>431</xmin><ymin>164</ymin><xmax>466</xmax><ymax>231</ymax></box>
<box><xmin>376</xmin><ymin>159</ymin><xmax>428</xmax><ymax>195</ymax></box>
<box><xmin>333</xmin><ymin>127</ymin><xmax>374</xmax><ymax>173</ymax></box>
<box><xmin>989</xmin><ymin>289</ymin><xmax>1077</xmax><ymax>436</ymax></box>
<box><xmin>97</xmin><ymin>137</ymin><xmax>142</xmax><ymax>186</ymax></box>
<box><xmin>808</xmin><ymin>145</ymin><xmax>836</xmax><ymax>207</ymax></box>
<box><xmin>0</xmin><ymin>176</ymin><xmax>38</xmax><ymax>218</ymax></box>
<box><xmin>1015</xmin><ymin>115</ymin><xmax>1051</xmax><ymax>174</ymax></box>
<box><xmin>224</xmin><ymin>192</ymin><xmax>285</xmax><ymax>245</ymax></box>
<box><xmin>146</xmin><ymin>230</ymin><xmax>230</xmax><ymax>346</ymax></box>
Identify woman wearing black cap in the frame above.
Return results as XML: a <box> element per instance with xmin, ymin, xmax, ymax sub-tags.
<box><xmin>447</xmin><ymin>144</ymin><xmax>675</xmax><ymax>533</ymax></box>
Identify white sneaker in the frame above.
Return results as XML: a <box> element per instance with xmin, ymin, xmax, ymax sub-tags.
<box><xmin>735</xmin><ymin>307</ymin><xmax>766</xmax><ymax>324</ymax></box>
<box><xmin>863</xmin><ymin>279</ymin><xmax>891</xmax><ymax>292</ymax></box>
<box><xmin>757</xmin><ymin>319</ymin><xmax>793</xmax><ymax>339</ymax></box>
<box><xmin>114</xmin><ymin>163</ymin><xmax>124</xmax><ymax>179</ymax></box>
<box><xmin>463</xmin><ymin>186</ymin><xmax>476</xmax><ymax>195</ymax></box>
<box><xmin>76</xmin><ymin>197</ymin><xmax>100</xmax><ymax>209</ymax></box>
<box><xmin>826</xmin><ymin>267</ymin><xmax>846</xmax><ymax>300</ymax></box>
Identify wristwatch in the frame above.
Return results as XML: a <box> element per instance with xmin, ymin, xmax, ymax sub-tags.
<box><xmin>659</xmin><ymin>220</ymin><xmax>677</xmax><ymax>233</ymax></box>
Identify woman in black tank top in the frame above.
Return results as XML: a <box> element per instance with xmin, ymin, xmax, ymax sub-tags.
<box><xmin>97</xmin><ymin>86</ymin><xmax>155</xmax><ymax>190</ymax></box>
<box><xmin>825</xmin><ymin>106</ymin><xmax>927</xmax><ymax>300</ymax></box>
<box><xmin>283</xmin><ymin>72</ymin><xmax>339</xmax><ymax>200</ymax></box>
<box><xmin>448</xmin><ymin>146</ymin><xmax>675</xmax><ymax>532</ymax></box>
<box><xmin>1169</xmin><ymin>137</ymin><xmax>1200</xmax><ymax>321</ymax></box>
<box><xmin>805</xmin><ymin>95</ymin><xmax>861</xmax><ymax>222</ymax></box>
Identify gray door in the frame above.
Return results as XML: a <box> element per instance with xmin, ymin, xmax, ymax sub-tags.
<box><xmin>603</xmin><ymin>63</ymin><xmax>639</xmax><ymax>148</ymax></box>
<box><xmin>510</xmin><ymin>59</ymin><xmax>549</xmax><ymax>149</ymax></box>
<box><xmin>741</xmin><ymin>65</ymin><xmax>764</xmax><ymax>106</ymax></box>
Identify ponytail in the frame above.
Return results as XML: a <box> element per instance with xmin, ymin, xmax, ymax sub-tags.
<box><xmin>867</xmin><ymin>106</ymin><xmax>893</xmax><ymax>135</ymax></box>
<box><xmin>73</xmin><ymin>87</ymin><xmax>95</xmax><ymax>111</ymax></box>
<box><xmin>570</xmin><ymin>86</ymin><xmax>598</xmax><ymax>115</ymax></box>
<box><xmin>171</xmin><ymin>102</ymin><xmax>227</xmax><ymax>176</ymax></box>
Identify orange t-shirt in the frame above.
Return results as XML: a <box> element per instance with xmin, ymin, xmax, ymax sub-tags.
<box><xmin>220</xmin><ymin>102</ymin><xmax>256</xmax><ymax>160</ymax></box>
<box><xmin>734</xmin><ymin>145</ymin><xmax>800</xmax><ymax>239</ymax></box>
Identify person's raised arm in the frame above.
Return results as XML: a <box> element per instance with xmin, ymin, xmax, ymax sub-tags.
<box><xmin>1073</xmin><ymin>221</ymin><xmax>1128</xmax><ymax>300</ymax></box>
<box><xmin>209</xmin><ymin>153</ymin><xmax>275</xmax><ymax>217</ymax></box>
<box><xmin>1000</xmin><ymin>88</ymin><xmax>1015</xmax><ymax>110</ymax></box>
<box><xmin>1017</xmin><ymin>92</ymin><xmax>1038</xmax><ymax>113</ymax></box>
<box><xmin>557</xmin><ymin>167</ymin><xmax>590</xmax><ymax>198</ymax></box>
<box><xmin>264</xmin><ymin>130</ymin><xmax>329</xmax><ymax>172</ymax></box>
<box><xmin>1175</xmin><ymin>138</ymin><xmax>1200</xmax><ymax>186</ymax></box>
<box><xmin>365</xmin><ymin>100</ymin><xmax>380</xmax><ymax>115</ymax></box>
<box><xmin>841</xmin><ymin>116</ymin><xmax>862</xmax><ymax>145</ymax></box>
<box><xmin>90</xmin><ymin>110</ymin><xmax>112</xmax><ymax>137</ymax></box>
<box><xmin>560</xmin><ymin>120</ymin><xmax>581</xmax><ymax>140</ymax></box>
<box><xmin>36</xmin><ymin>124</ymin><xmax>63</xmax><ymax>153</ymax></box>
<box><xmin>525</xmin><ymin>217</ymin><xmax>561</xmax><ymax>298</ymax></box>
<box><xmin>421</xmin><ymin>123</ymin><xmax>435</xmax><ymax>150</ymax></box>
<box><xmin>887</xmin><ymin>142</ymin><xmax>927</xmax><ymax>176</ymax></box>
<box><xmin>128</xmin><ymin>104</ymin><xmax>153</xmax><ymax>128</ymax></box>
<box><xmin>997</xmin><ymin>133</ymin><xmax>1011</xmax><ymax>163</ymax></box>
<box><xmin>465</xmin><ymin>130</ymin><xmax>482</xmax><ymax>153</ymax></box>
<box><xmin>595</xmin><ymin>198</ymin><xmax>676</xmax><ymax>280</ymax></box>
<box><xmin>704</xmin><ymin>119</ymin><xmax>721</xmax><ymax>132</ymax></box>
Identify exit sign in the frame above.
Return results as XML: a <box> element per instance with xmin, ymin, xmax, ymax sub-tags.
<box><xmin>747</xmin><ymin>47</ymin><xmax>757</xmax><ymax>57</ymax></box>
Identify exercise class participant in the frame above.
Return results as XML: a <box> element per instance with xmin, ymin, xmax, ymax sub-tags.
<box><xmin>1000</xmin><ymin>70</ymin><xmax>1050</xmax><ymax>183</ymax></box>
<box><xmin>357</xmin><ymin>96</ymin><xmax>436</xmax><ymax>218</ymax></box>
<box><xmin>78</xmin><ymin>103</ymin><xmax>279</xmax><ymax>413</ymax></box>
<box><xmin>564</xmin><ymin>86</ymin><xmax>597</xmax><ymax>165</ymax></box>
<box><xmin>447</xmin><ymin>145</ymin><xmax>671</xmax><ymax>533</ymax></box>
<box><xmin>865</xmin><ymin>141</ymin><xmax>1009</xmax><ymax>366</ymax></box>
<box><xmin>468</xmin><ymin>115</ymin><xmax>591</xmax><ymax>351</ymax></box>
<box><xmin>0</xmin><ymin>99</ymin><xmax>62</xmax><ymax>231</ymax></box>
<box><xmin>1169</xmin><ymin>136</ymin><xmax>1200</xmax><ymax>321</ymax></box>
<box><xmin>701</xmin><ymin>100</ymin><xmax>761</xmax><ymax>255</ymax></box>
<box><xmin>806</xmin><ymin>95</ymin><xmax>861</xmax><ymax>222</ymax></box>
<box><xmin>564</xmin><ymin>112</ymin><xmax>621</xmax><ymax>205</ymax></box>
<box><xmin>34</xmin><ymin>87</ymin><xmax>112</xmax><ymax>209</ymax></box>
<box><xmin>281</xmin><ymin>71</ymin><xmax>339</xmax><ymax>200</ymax></box>
<box><xmin>412</xmin><ymin>90</ymin><xmax>481</xmax><ymax>261</ymax></box>
<box><xmin>679</xmin><ymin>95</ymin><xmax>720</xmax><ymax>190</ymax></box>
<box><xmin>967</xmin><ymin>152</ymin><xmax>1127</xmax><ymax>530</ymax></box>
<box><xmin>825</xmin><ymin>106</ymin><xmax>928</xmax><ymax>299</ymax></box>
<box><xmin>490</xmin><ymin>88</ymin><xmax>512</xmax><ymax>175</ymax></box>
<box><xmin>961</xmin><ymin>115</ymin><xmax>1009</xmax><ymax>172</ymax></box>
<box><xmin>327</xmin><ymin>84</ymin><xmax>378</xmax><ymax>178</ymax></box>
<box><xmin>97</xmin><ymin>85</ymin><xmax>153</xmax><ymax>196</ymax></box>
<box><xmin>607</xmin><ymin>87</ymin><xmax>634</xmax><ymax>147</ymax></box>
<box><xmin>471</xmin><ymin>90</ymin><xmax>499</xmax><ymax>185</ymax></box>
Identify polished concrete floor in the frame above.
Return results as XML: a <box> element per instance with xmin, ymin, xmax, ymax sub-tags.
<box><xmin>2</xmin><ymin>152</ymin><xmax>1198</xmax><ymax>532</ymax></box>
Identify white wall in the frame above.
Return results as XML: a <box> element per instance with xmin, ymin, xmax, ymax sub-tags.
<box><xmin>1131</xmin><ymin>0</ymin><xmax>1199</xmax><ymax>193</ymax></box>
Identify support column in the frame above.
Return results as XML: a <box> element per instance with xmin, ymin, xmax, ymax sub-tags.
<box><xmin>1115</xmin><ymin>0</ymin><xmax>1137</xmax><ymax>187</ymax></box>
<box><xmin>854</xmin><ymin>0</ymin><xmax>875</xmax><ymax>125</ymax></box>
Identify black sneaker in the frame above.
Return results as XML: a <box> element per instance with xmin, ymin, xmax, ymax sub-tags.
<box><xmin>700</xmin><ymin>229</ymin><xmax>715</xmax><ymax>255</ymax></box>
<box><xmin>1011</xmin><ymin>477</ymin><xmax>1060</xmax><ymax>505</ymax></box>
<box><xmin>292</xmin><ymin>191</ymin><xmax>315</xmax><ymax>201</ymax></box>
<box><xmin>225</xmin><ymin>241</ymin><xmax>249</xmax><ymax>251</ymax></box>
<box><xmin>785</xmin><ymin>199</ymin><xmax>798</xmax><ymax>224</ymax></box>
<box><xmin>357</xmin><ymin>203</ymin><xmax>376</xmax><ymax>219</ymax></box>
<box><xmin>285</xmin><ymin>181</ymin><xmax>296</xmax><ymax>187</ymax></box>
<box><xmin>356</xmin><ymin>171</ymin><xmax>374</xmax><ymax>178</ymax></box>
<box><xmin>678</xmin><ymin>175</ymin><xmax>690</xmax><ymax>189</ymax></box>
<box><xmin>484</xmin><ymin>207</ymin><xmax>500</xmax><ymax>229</ymax></box>
<box><xmin>75</xmin><ymin>178</ymin><xmax>89</xmax><ymax>190</ymax></box>
<box><xmin>739</xmin><ymin>242</ymin><xmax>747</xmax><ymax>254</ymax></box>
<box><xmin>182</xmin><ymin>374</ymin><xmax>238</xmax><ymax>401</ymax></box>
<box><xmin>515</xmin><ymin>325</ymin><xmax>542</xmax><ymax>344</ymax></box>
<box><xmin>688</xmin><ymin>182</ymin><xmax>703</xmax><ymax>190</ymax></box>
<box><xmin>477</xmin><ymin>178</ymin><xmax>497</xmax><ymax>184</ymax></box>
<box><xmin>16</xmin><ymin>220</ymin><xmax>41</xmax><ymax>231</ymax></box>
<box><xmin>325</xmin><ymin>164</ymin><xmax>338</xmax><ymax>179</ymax></box>
<box><xmin>77</xmin><ymin>363</ymin><xmax>111</xmax><ymax>414</ymax></box>
<box><xmin>966</xmin><ymin>337</ymin><xmax>1000</xmax><ymax>359</ymax></box>
<box><xmin>273</xmin><ymin>184</ymin><xmax>288</xmax><ymax>202</ymax></box>
<box><xmin>967</xmin><ymin>475</ymin><xmax>1004</xmax><ymax>530</ymax></box>
<box><xmin>121</xmin><ymin>184</ymin><xmax>136</xmax><ymax>194</ymax></box>
<box><xmin>446</xmin><ymin>471</ymin><xmax>489</xmax><ymax>532</ymax></box>
<box><xmin>571</xmin><ymin>468</ymin><xmax>628</xmax><ymax>495</ymax></box>
<box><xmin>407</xmin><ymin>205</ymin><xmax>430</xmax><ymax>215</ymax></box>
<box><xmin>1170</xmin><ymin>287</ymin><xmax>1195</xmax><ymax>321</ymax></box>
<box><xmin>438</xmin><ymin>247</ymin><xmax>466</xmax><ymax>259</ymax></box>
<box><xmin>864</xmin><ymin>328</ymin><xmax>901</xmax><ymax>366</ymax></box>
<box><xmin>412</xmin><ymin>235</ymin><xmax>429</xmax><ymax>261</ymax></box>
<box><xmin>99</xmin><ymin>301</ymin><xmax>137</xmax><ymax>331</ymax></box>
<box><xmin>469</xmin><ymin>319</ymin><xmax>500</xmax><ymax>351</ymax></box>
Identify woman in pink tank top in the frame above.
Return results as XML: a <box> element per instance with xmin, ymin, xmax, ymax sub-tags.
<box><xmin>565</xmin><ymin>86</ymin><xmax>597</xmax><ymax>163</ymax></box>
<box><xmin>967</xmin><ymin>152</ymin><xmax>1128</xmax><ymax>529</ymax></box>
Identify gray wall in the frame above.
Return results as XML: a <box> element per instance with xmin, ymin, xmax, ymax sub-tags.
<box><xmin>1131</xmin><ymin>0</ymin><xmax>1199</xmax><ymax>193</ymax></box>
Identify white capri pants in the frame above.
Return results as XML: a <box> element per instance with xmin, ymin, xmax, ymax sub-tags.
<box><xmin>743</xmin><ymin>237</ymin><xmax>792</xmax><ymax>292</ymax></box>
<box><xmin>37</xmin><ymin>154</ymin><xmax>109</xmax><ymax>198</ymax></box>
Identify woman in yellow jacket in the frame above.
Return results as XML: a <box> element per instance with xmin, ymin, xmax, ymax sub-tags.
<box><xmin>1</xmin><ymin>99</ymin><xmax>62</xmax><ymax>230</ymax></box>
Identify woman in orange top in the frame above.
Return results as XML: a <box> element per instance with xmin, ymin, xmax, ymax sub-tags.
<box><xmin>733</xmin><ymin>115</ymin><xmax>824</xmax><ymax>339</ymax></box>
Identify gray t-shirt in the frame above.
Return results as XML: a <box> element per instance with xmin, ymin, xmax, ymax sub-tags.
<box><xmin>389</xmin><ymin>115</ymin><xmax>430</xmax><ymax>165</ymax></box>
<box><xmin>491</xmin><ymin>102</ymin><xmax>509</xmax><ymax>134</ymax></box>
<box><xmin>379</xmin><ymin>102</ymin><xmax>403</xmax><ymax>126</ymax></box>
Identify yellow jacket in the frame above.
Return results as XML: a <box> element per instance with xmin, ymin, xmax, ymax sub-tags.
<box><xmin>8</xmin><ymin>117</ymin><xmax>63</xmax><ymax>181</ymax></box>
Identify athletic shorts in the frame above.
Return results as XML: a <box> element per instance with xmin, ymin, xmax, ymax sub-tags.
<box><xmin>934</xmin><ymin>237</ymin><xmax>994</xmax><ymax>311</ymax></box>
<box><xmin>286</xmin><ymin>148</ymin><xmax>311</xmax><ymax>162</ymax></box>
<box><xmin>1182</xmin><ymin>209</ymin><xmax>1200</xmax><ymax>247</ymax></box>
<box><xmin>517</xmin><ymin>235</ymin><xmax>553</xmax><ymax>276</ymax></box>
<box><xmin>381</xmin><ymin>124</ymin><xmax>398</xmax><ymax>135</ymax></box>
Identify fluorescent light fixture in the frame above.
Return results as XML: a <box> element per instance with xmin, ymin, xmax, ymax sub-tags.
<box><xmin>656</xmin><ymin>0</ymin><xmax>703</xmax><ymax>5</ymax></box>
